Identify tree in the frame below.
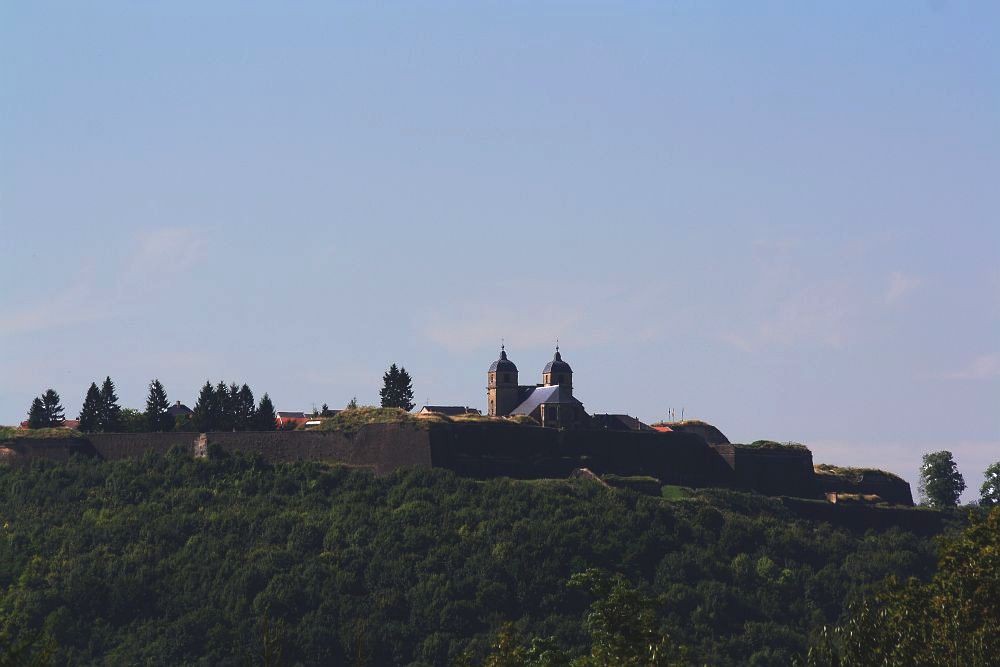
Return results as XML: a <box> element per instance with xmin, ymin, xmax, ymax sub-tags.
<box><xmin>26</xmin><ymin>397</ymin><xmax>47</xmax><ymax>429</ymax></box>
<box><xmin>216</xmin><ymin>382</ymin><xmax>236</xmax><ymax>431</ymax></box>
<box><xmin>320</xmin><ymin>403</ymin><xmax>331</xmax><ymax>417</ymax></box>
<box><xmin>39</xmin><ymin>389</ymin><xmax>66</xmax><ymax>427</ymax></box>
<box><xmin>193</xmin><ymin>381</ymin><xmax>218</xmax><ymax>432</ymax></box>
<box><xmin>346</xmin><ymin>397</ymin><xmax>358</xmax><ymax>410</ymax></box>
<box><xmin>119</xmin><ymin>408</ymin><xmax>148</xmax><ymax>433</ymax></box>
<box><xmin>235</xmin><ymin>384</ymin><xmax>257</xmax><ymax>431</ymax></box>
<box><xmin>379</xmin><ymin>364</ymin><xmax>414</xmax><ymax>411</ymax></box>
<box><xmin>809</xmin><ymin>507</ymin><xmax>1000</xmax><ymax>665</ymax></box>
<box><xmin>99</xmin><ymin>377</ymin><xmax>122</xmax><ymax>432</ymax></box>
<box><xmin>145</xmin><ymin>379</ymin><xmax>172</xmax><ymax>432</ymax></box>
<box><xmin>981</xmin><ymin>462</ymin><xmax>1000</xmax><ymax>507</ymax></box>
<box><xmin>918</xmin><ymin>450</ymin><xmax>966</xmax><ymax>508</ymax></box>
<box><xmin>78</xmin><ymin>383</ymin><xmax>102</xmax><ymax>432</ymax></box>
<box><xmin>254</xmin><ymin>393</ymin><xmax>277</xmax><ymax>431</ymax></box>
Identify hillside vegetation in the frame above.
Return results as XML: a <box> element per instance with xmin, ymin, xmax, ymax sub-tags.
<box><xmin>0</xmin><ymin>453</ymin><xmax>944</xmax><ymax>665</ymax></box>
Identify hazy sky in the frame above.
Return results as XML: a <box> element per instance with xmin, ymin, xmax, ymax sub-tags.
<box><xmin>2</xmin><ymin>2</ymin><xmax>997</xmax><ymax>500</ymax></box>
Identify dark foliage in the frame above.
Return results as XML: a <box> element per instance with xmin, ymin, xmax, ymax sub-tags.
<box><xmin>144</xmin><ymin>379</ymin><xmax>172</xmax><ymax>432</ymax></box>
<box><xmin>254</xmin><ymin>393</ymin><xmax>277</xmax><ymax>431</ymax></box>
<box><xmin>0</xmin><ymin>456</ymin><xmax>940</xmax><ymax>666</ymax></box>
<box><xmin>380</xmin><ymin>363</ymin><xmax>415</xmax><ymax>411</ymax></box>
<box><xmin>98</xmin><ymin>377</ymin><xmax>122</xmax><ymax>432</ymax></box>
<box><xmin>77</xmin><ymin>383</ymin><xmax>102</xmax><ymax>433</ymax></box>
<box><xmin>26</xmin><ymin>390</ymin><xmax>65</xmax><ymax>429</ymax></box>
<box><xmin>918</xmin><ymin>450</ymin><xmax>965</xmax><ymax>508</ymax></box>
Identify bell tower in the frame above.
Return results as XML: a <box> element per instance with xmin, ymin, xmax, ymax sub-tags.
<box><xmin>487</xmin><ymin>344</ymin><xmax>519</xmax><ymax>416</ymax></box>
<box><xmin>542</xmin><ymin>345</ymin><xmax>573</xmax><ymax>395</ymax></box>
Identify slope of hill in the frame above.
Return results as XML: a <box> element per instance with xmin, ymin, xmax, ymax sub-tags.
<box><xmin>0</xmin><ymin>452</ymin><xmax>944</xmax><ymax>665</ymax></box>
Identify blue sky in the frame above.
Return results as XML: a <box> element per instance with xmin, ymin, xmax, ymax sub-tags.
<box><xmin>2</xmin><ymin>2</ymin><xmax>997</xmax><ymax>500</ymax></box>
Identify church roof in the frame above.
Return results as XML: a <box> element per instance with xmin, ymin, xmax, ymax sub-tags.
<box><xmin>489</xmin><ymin>347</ymin><xmax>518</xmax><ymax>373</ymax></box>
<box><xmin>542</xmin><ymin>348</ymin><xmax>572</xmax><ymax>374</ymax></box>
<box><xmin>510</xmin><ymin>385</ymin><xmax>581</xmax><ymax>415</ymax></box>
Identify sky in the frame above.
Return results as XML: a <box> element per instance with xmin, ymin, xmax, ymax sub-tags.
<box><xmin>2</xmin><ymin>2</ymin><xmax>997</xmax><ymax>501</ymax></box>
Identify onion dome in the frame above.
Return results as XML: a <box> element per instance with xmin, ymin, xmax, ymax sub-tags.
<box><xmin>489</xmin><ymin>346</ymin><xmax>518</xmax><ymax>373</ymax></box>
<box><xmin>543</xmin><ymin>347</ymin><xmax>572</xmax><ymax>374</ymax></box>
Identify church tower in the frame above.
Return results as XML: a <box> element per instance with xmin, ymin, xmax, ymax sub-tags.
<box><xmin>487</xmin><ymin>345</ymin><xmax>519</xmax><ymax>416</ymax></box>
<box><xmin>542</xmin><ymin>345</ymin><xmax>573</xmax><ymax>395</ymax></box>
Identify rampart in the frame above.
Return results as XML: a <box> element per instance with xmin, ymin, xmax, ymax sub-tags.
<box><xmin>1</xmin><ymin>424</ymin><xmax>912</xmax><ymax>506</ymax></box>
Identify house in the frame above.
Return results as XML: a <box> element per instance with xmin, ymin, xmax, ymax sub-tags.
<box><xmin>418</xmin><ymin>406</ymin><xmax>482</xmax><ymax>417</ymax></box>
<box><xmin>166</xmin><ymin>401</ymin><xmax>193</xmax><ymax>418</ymax></box>
<box><xmin>276</xmin><ymin>411</ymin><xmax>310</xmax><ymax>429</ymax></box>
<box><xmin>591</xmin><ymin>414</ymin><xmax>654</xmax><ymax>431</ymax></box>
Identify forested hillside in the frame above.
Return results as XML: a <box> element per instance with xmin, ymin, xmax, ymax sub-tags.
<box><xmin>0</xmin><ymin>452</ymin><xmax>944</xmax><ymax>665</ymax></box>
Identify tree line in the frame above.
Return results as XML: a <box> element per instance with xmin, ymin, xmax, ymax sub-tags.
<box><xmin>20</xmin><ymin>361</ymin><xmax>416</xmax><ymax>433</ymax></box>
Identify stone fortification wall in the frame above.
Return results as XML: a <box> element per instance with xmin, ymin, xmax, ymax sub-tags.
<box><xmin>712</xmin><ymin>444</ymin><xmax>820</xmax><ymax>499</ymax></box>
<box><xmin>782</xmin><ymin>498</ymin><xmax>939</xmax><ymax>534</ymax></box>
<box><xmin>5</xmin><ymin>426</ymin><xmax>432</xmax><ymax>475</ymax></box>
<box><xmin>427</xmin><ymin>423</ymin><xmax>735</xmax><ymax>488</ymax></box>
<box><xmin>1</xmin><ymin>437</ymin><xmax>99</xmax><ymax>464</ymax></box>
<box><xmin>815</xmin><ymin>470</ymin><xmax>914</xmax><ymax>506</ymax></box>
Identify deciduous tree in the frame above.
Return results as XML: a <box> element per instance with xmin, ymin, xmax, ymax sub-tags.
<box><xmin>918</xmin><ymin>450</ymin><xmax>966</xmax><ymax>508</ymax></box>
<box><xmin>981</xmin><ymin>462</ymin><xmax>1000</xmax><ymax>507</ymax></box>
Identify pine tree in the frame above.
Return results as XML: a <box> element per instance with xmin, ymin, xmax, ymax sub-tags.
<box><xmin>320</xmin><ymin>403</ymin><xmax>331</xmax><ymax>417</ymax></box>
<box><xmin>215</xmin><ymin>382</ymin><xmax>235</xmax><ymax>431</ymax></box>
<box><xmin>98</xmin><ymin>377</ymin><xmax>122</xmax><ymax>432</ymax></box>
<box><xmin>346</xmin><ymin>397</ymin><xmax>359</xmax><ymax>410</ymax></box>
<box><xmin>193</xmin><ymin>381</ymin><xmax>217</xmax><ymax>432</ymax></box>
<box><xmin>380</xmin><ymin>364</ymin><xmax>415</xmax><ymax>411</ymax></box>
<box><xmin>78</xmin><ymin>383</ymin><xmax>102</xmax><ymax>432</ymax></box>
<box><xmin>41</xmin><ymin>389</ymin><xmax>66</xmax><ymax>427</ymax></box>
<box><xmin>27</xmin><ymin>397</ymin><xmax>47</xmax><ymax>429</ymax></box>
<box><xmin>254</xmin><ymin>393</ymin><xmax>277</xmax><ymax>431</ymax></box>
<box><xmin>145</xmin><ymin>379</ymin><xmax>171</xmax><ymax>432</ymax></box>
<box><xmin>235</xmin><ymin>384</ymin><xmax>256</xmax><ymax>431</ymax></box>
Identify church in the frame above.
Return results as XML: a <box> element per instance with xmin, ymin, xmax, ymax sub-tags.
<box><xmin>487</xmin><ymin>345</ymin><xmax>589</xmax><ymax>428</ymax></box>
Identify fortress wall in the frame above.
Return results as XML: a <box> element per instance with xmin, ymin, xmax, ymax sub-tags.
<box><xmin>816</xmin><ymin>471</ymin><xmax>914</xmax><ymax>506</ymax></box>
<box><xmin>206</xmin><ymin>425</ymin><xmax>432</xmax><ymax>474</ymax></box>
<box><xmin>782</xmin><ymin>498</ymin><xmax>940</xmax><ymax>534</ymax></box>
<box><xmin>1</xmin><ymin>438</ymin><xmax>99</xmax><ymax>464</ymax></box>
<box><xmin>5</xmin><ymin>427</ymin><xmax>433</xmax><ymax>475</ymax></box>
<box><xmin>427</xmin><ymin>423</ymin><xmax>736</xmax><ymax>487</ymax></box>
<box><xmin>733</xmin><ymin>447</ymin><xmax>819</xmax><ymax>499</ymax></box>
<box><xmin>87</xmin><ymin>432</ymin><xmax>201</xmax><ymax>460</ymax></box>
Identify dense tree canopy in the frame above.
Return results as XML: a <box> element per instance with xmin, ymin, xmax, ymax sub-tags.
<box><xmin>0</xmin><ymin>454</ymin><xmax>942</xmax><ymax>665</ymax></box>
<box><xmin>77</xmin><ymin>383</ymin><xmax>102</xmax><ymax>432</ymax></box>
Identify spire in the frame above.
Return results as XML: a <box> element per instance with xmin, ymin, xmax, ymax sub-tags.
<box><xmin>554</xmin><ymin>339</ymin><xmax>562</xmax><ymax>361</ymax></box>
<box><xmin>500</xmin><ymin>339</ymin><xmax>507</xmax><ymax>360</ymax></box>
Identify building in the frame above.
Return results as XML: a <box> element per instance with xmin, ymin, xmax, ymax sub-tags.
<box><xmin>165</xmin><ymin>401</ymin><xmax>193</xmax><ymax>418</ymax></box>
<box><xmin>487</xmin><ymin>345</ymin><xmax>588</xmax><ymax>428</ymax></box>
<box><xmin>418</xmin><ymin>406</ymin><xmax>482</xmax><ymax>417</ymax></box>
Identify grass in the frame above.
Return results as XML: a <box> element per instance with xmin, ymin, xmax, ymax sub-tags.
<box><xmin>312</xmin><ymin>407</ymin><xmax>537</xmax><ymax>432</ymax></box>
<box><xmin>0</xmin><ymin>426</ymin><xmax>84</xmax><ymax>440</ymax></box>
<box><xmin>738</xmin><ymin>440</ymin><xmax>811</xmax><ymax>452</ymax></box>
<box><xmin>815</xmin><ymin>463</ymin><xmax>905</xmax><ymax>482</ymax></box>
<box><xmin>660</xmin><ymin>484</ymin><xmax>694</xmax><ymax>500</ymax></box>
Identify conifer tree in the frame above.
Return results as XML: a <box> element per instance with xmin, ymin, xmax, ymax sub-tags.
<box><xmin>380</xmin><ymin>364</ymin><xmax>415</xmax><ymax>411</ymax></box>
<box><xmin>98</xmin><ymin>376</ymin><xmax>122</xmax><ymax>432</ymax></box>
<box><xmin>254</xmin><ymin>393</ymin><xmax>277</xmax><ymax>431</ymax></box>
<box><xmin>346</xmin><ymin>397</ymin><xmax>359</xmax><ymax>410</ymax></box>
<box><xmin>193</xmin><ymin>381</ymin><xmax>217</xmax><ymax>432</ymax></box>
<box><xmin>78</xmin><ymin>383</ymin><xmax>102</xmax><ymax>432</ymax></box>
<box><xmin>235</xmin><ymin>384</ymin><xmax>256</xmax><ymax>431</ymax></box>
<box><xmin>41</xmin><ymin>389</ymin><xmax>66</xmax><ymax>427</ymax></box>
<box><xmin>145</xmin><ymin>379</ymin><xmax>172</xmax><ymax>432</ymax></box>
<box><xmin>320</xmin><ymin>403</ymin><xmax>331</xmax><ymax>417</ymax></box>
<box><xmin>215</xmin><ymin>382</ymin><xmax>235</xmax><ymax>431</ymax></box>
<box><xmin>27</xmin><ymin>397</ymin><xmax>47</xmax><ymax>429</ymax></box>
